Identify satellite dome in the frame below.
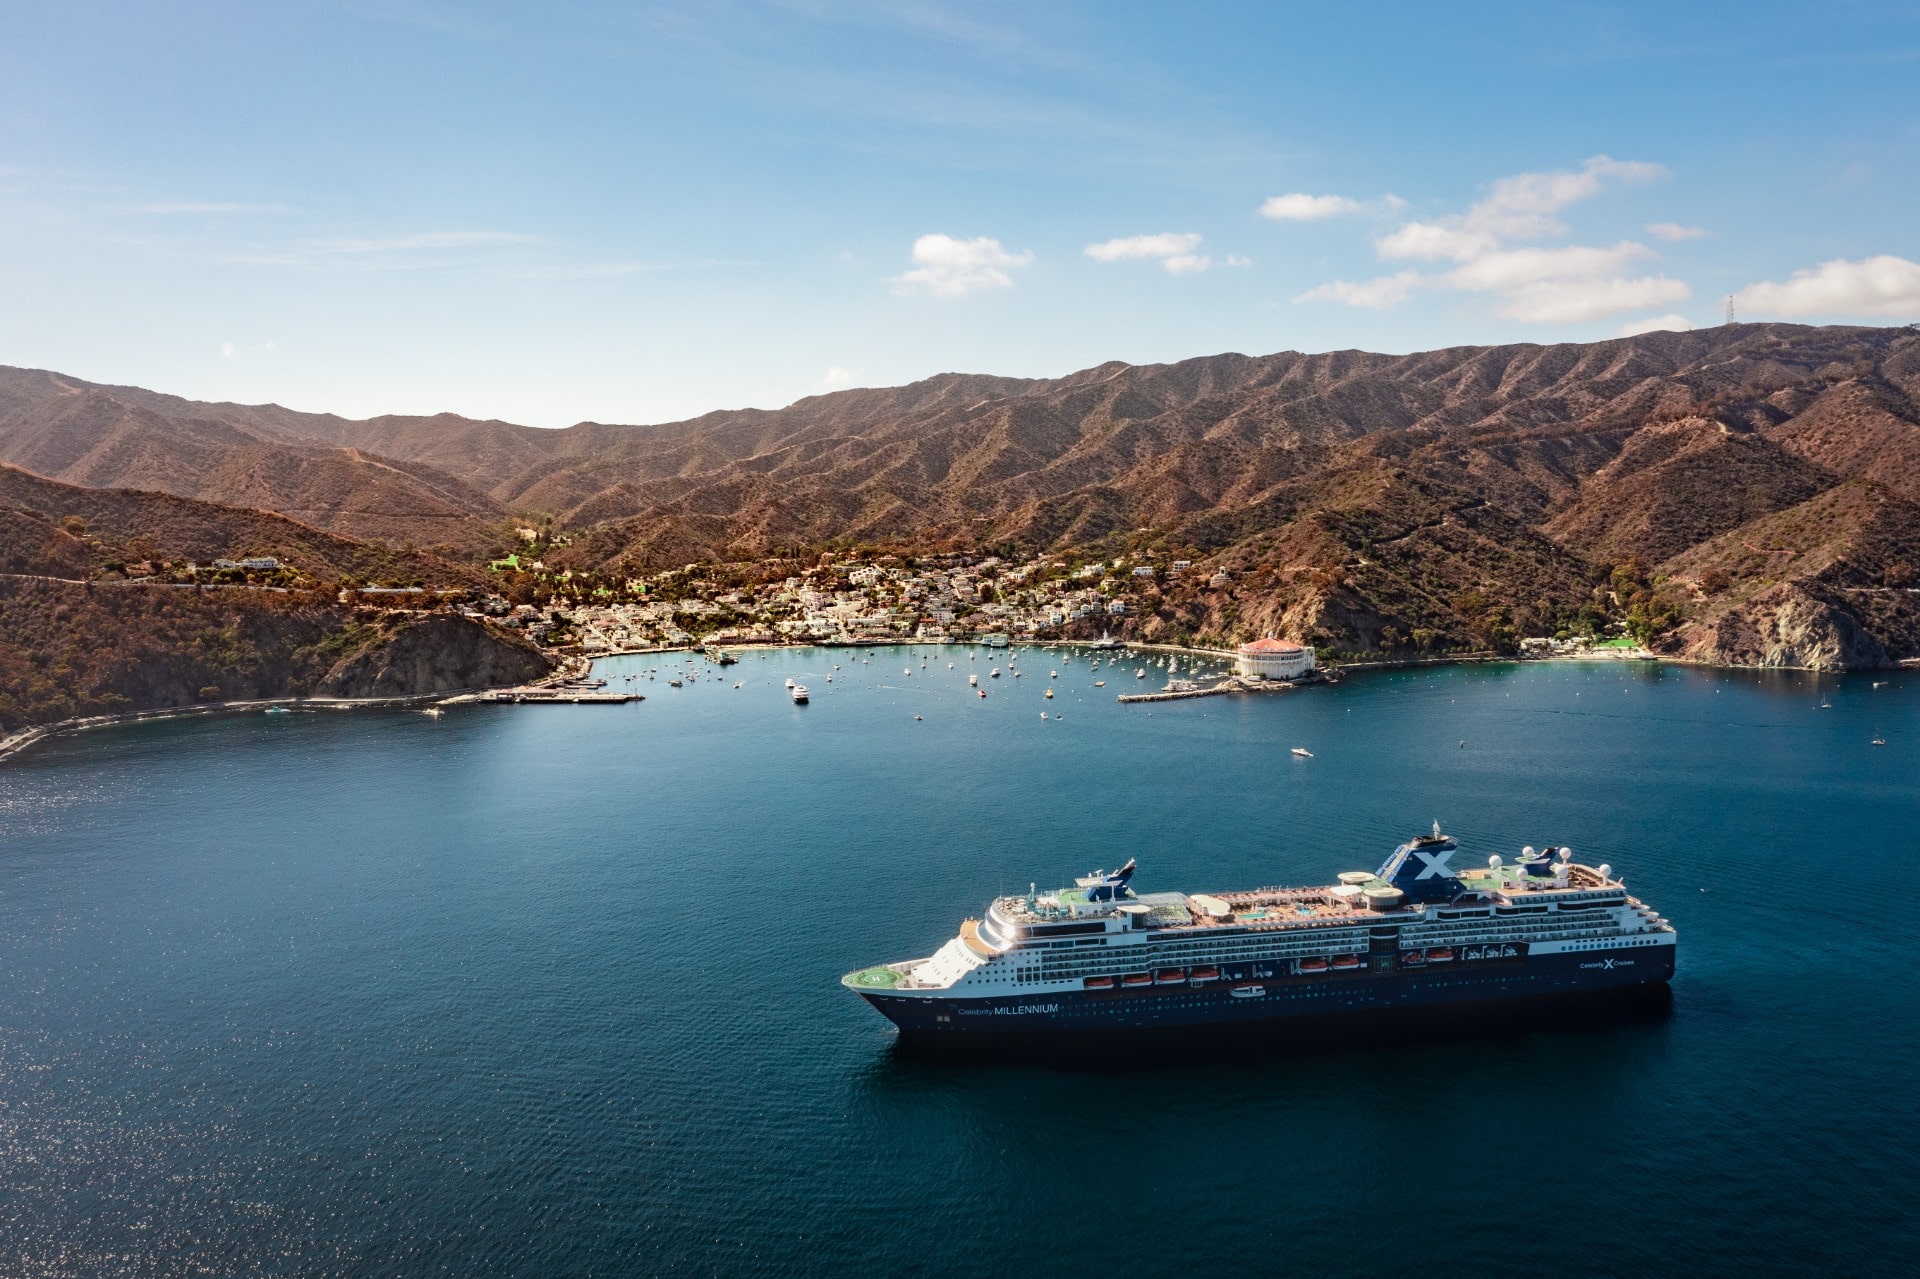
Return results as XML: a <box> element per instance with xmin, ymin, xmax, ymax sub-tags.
<box><xmin>1489</xmin><ymin>855</ymin><xmax>1503</xmax><ymax>868</ymax></box>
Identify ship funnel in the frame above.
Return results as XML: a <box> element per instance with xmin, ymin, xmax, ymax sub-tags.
<box><xmin>1377</xmin><ymin>826</ymin><xmax>1464</xmax><ymax>903</ymax></box>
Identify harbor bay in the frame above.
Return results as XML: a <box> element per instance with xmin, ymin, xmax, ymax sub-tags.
<box><xmin>2</xmin><ymin>650</ymin><xmax>1917</xmax><ymax>1275</ymax></box>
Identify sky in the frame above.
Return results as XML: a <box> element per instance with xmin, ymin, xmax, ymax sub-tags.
<box><xmin>2</xmin><ymin>1</ymin><xmax>1918</xmax><ymax>428</ymax></box>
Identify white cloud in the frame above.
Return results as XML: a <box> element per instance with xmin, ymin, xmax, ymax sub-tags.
<box><xmin>892</xmin><ymin>233</ymin><xmax>1033</xmax><ymax>297</ymax></box>
<box><xmin>1646</xmin><ymin>222</ymin><xmax>1706</xmax><ymax>241</ymax></box>
<box><xmin>1223</xmin><ymin>254</ymin><xmax>1252</xmax><ymax>268</ymax></box>
<box><xmin>1259</xmin><ymin>193</ymin><xmax>1404</xmax><ymax>222</ymax></box>
<box><xmin>1441</xmin><ymin>242</ymin><xmax>1654</xmax><ymax>292</ymax></box>
<box><xmin>1497</xmin><ymin>276</ymin><xmax>1691</xmax><ymax>324</ymax></box>
<box><xmin>1295</xmin><ymin>156</ymin><xmax>1688</xmax><ymax>324</ymax></box>
<box><xmin>1377</xmin><ymin>155</ymin><xmax>1665</xmax><ymax>263</ymax></box>
<box><xmin>1085</xmin><ymin>232</ymin><xmax>1214</xmax><ymax>274</ymax></box>
<box><xmin>1731</xmin><ymin>255</ymin><xmax>1920</xmax><ymax>318</ymax></box>
<box><xmin>1294</xmin><ymin>272</ymin><xmax>1421</xmax><ymax>310</ymax></box>
<box><xmin>1085</xmin><ymin>232</ymin><xmax>1201</xmax><ymax>262</ymax></box>
<box><xmin>219</xmin><ymin>339</ymin><xmax>279</xmax><ymax>359</ymax></box>
<box><xmin>1617</xmin><ymin>313</ymin><xmax>1695</xmax><ymax>336</ymax></box>
<box><xmin>1260</xmin><ymin>194</ymin><xmax>1364</xmax><ymax>221</ymax></box>
<box><xmin>822</xmin><ymin>366</ymin><xmax>863</xmax><ymax>388</ymax></box>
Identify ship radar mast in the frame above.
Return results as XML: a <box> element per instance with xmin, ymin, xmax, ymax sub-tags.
<box><xmin>1075</xmin><ymin>858</ymin><xmax>1138</xmax><ymax>902</ymax></box>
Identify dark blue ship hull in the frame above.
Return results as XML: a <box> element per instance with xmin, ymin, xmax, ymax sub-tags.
<box><xmin>860</xmin><ymin>947</ymin><xmax>1675</xmax><ymax>1038</ymax></box>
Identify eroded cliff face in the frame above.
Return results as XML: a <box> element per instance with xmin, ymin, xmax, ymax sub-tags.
<box><xmin>1655</xmin><ymin>583</ymin><xmax>1890</xmax><ymax>671</ymax></box>
<box><xmin>319</xmin><ymin>614</ymin><xmax>551</xmax><ymax>696</ymax></box>
<box><xmin>0</xmin><ymin>580</ymin><xmax>558</xmax><ymax>734</ymax></box>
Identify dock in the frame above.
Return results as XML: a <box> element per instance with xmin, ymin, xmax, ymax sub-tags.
<box><xmin>1117</xmin><ymin>674</ymin><xmax>1326</xmax><ymax>704</ymax></box>
<box><xmin>476</xmin><ymin>688</ymin><xmax>640</xmax><ymax>704</ymax></box>
<box><xmin>1117</xmin><ymin>680</ymin><xmax>1233</xmax><ymax>704</ymax></box>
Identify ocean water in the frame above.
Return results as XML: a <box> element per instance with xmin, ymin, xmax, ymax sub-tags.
<box><xmin>1</xmin><ymin>648</ymin><xmax>1916</xmax><ymax>1277</ymax></box>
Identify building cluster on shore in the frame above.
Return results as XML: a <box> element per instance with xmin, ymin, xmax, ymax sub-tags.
<box><xmin>475</xmin><ymin>552</ymin><xmax>1235</xmax><ymax>655</ymax></box>
<box><xmin>455</xmin><ymin>546</ymin><xmax>1649</xmax><ymax>670</ymax></box>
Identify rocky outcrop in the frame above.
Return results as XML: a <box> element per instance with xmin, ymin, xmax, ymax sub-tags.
<box><xmin>319</xmin><ymin>614</ymin><xmax>551</xmax><ymax>696</ymax></box>
<box><xmin>1654</xmin><ymin>583</ymin><xmax>1890</xmax><ymax>670</ymax></box>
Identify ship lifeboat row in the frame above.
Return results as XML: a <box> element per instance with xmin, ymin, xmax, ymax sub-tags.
<box><xmin>1080</xmin><ymin>957</ymin><xmax>1374</xmax><ymax>987</ymax></box>
<box><xmin>1083</xmin><ymin>966</ymin><xmax>1225</xmax><ymax>991</ymax></box>
<box><xmin>1399</xmin><ymin>944</ymin><xmax>1522</xmax><ymax>966</ymax></box>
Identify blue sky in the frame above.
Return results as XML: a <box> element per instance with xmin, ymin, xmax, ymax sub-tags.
<box><xmin>2</xmin><ymin>1</ymin><xmax>1917</xmax><ymax>426</ymax></box>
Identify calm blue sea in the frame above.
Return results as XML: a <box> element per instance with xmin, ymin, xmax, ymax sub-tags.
<box><xmin>2</xmin><ymin>649</ymin><xmax>1916</xmax><ymax>1277</ymax></box>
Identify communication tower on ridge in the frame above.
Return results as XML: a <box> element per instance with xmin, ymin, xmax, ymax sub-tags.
<box><xmin>1725</xmin><ymin>295</ymin><xmax>1736</xmax><ymax>325</ymax></box>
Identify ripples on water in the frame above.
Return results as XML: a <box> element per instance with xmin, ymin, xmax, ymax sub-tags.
<box><xmin>1</xmin><ymin>651</ymin><xmax>1917</xmax><ymax>1276</ymax></box>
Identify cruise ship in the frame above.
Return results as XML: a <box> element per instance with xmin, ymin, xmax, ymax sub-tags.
<box><xmin>843</xmin><ymin>825</ymin><xmax>1674</xmax><ymax>1037</ymax></box>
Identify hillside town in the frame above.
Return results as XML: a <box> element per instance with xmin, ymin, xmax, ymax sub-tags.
<box><xmin>473</xmin><ymin>551</ymin><xmax>1209</xmax><ymax>654</ymax></box>
<box><xmin>451</xmin><ymin>540</ymin><xmax>1650</xmax><ymax>668</ymax></box>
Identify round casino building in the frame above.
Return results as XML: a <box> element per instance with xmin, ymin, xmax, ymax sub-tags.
<box><xmin>1235</xmin><ymin>637</ymin><xmax>1316</xmax><ymax>681</ymax></box>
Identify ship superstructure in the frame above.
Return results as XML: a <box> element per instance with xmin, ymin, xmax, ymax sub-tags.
<box><xmin>843</xmin><ymin>825</ymin><xmax>1675</xmax><ymax>1035</ymax></box>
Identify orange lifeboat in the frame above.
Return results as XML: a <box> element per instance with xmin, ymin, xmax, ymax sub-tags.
<box><xmin>1121</xmin><ymin>972</ymin><xmax>1153</xmax><ymax>988</ymax></box>
<box><xmin>1083</xmin><ymin>975</ymin><xmax>1115</xmax><ymax>990</ymax></box>
<box><xmin>1426</xmin><ymin>947</ymin><xmax>1455</xmax><ymax>963</ymax></box>
<box><xmin>1331</xmin><ymin>954</ymin><xmax>1362</xmax><ymax>971</ymax></box>
<box><xmin>1400</xmin><ymin>950</ymin><xmax>1426</xmax><ymax>966</ymax></box>
<box><xmin>1190</xmin><ymin>966</ymin><xmax>1221</xmax><ymax>983</ymax></box>
<box><xmin>1154</xmin><ymin>968</ymin><xmax>1188</xmax><ymax>985</ymax></box>
<box><xmin>1298</xmin><ymin>956</ymin><xmax>1329</xmax><ymax>973</ymax></box>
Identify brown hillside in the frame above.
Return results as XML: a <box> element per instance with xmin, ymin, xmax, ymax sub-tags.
<box><xmin>0</xmin><ymin>370</ymin><xmax>507</xmax><ymax>554</ymax></box>
<box><xmin>6</xmin><ymin>323</ymin><xmax>1920</xmax><ymax>666</ymax></box>
<box><xmin>0</xmin><ymin>577</ymin><xmax>550</xmax><ymax>732</ymax></box>
<box><xmin>0</xmin><ymin>465</ymin><xmax>479</xmax><ymax>585</ymax></box>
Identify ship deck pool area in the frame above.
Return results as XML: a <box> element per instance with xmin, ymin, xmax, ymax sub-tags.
<box><xmin>1</xmin><ymin>649</ymin><xmax>1917</xmax><ymax>1276</ymax></box>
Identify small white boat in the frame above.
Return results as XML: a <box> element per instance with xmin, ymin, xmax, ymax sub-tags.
<box><xmin>1040</xmin><ymin>712</ymin><xmax>1048</xmax><ymax>719</ymax></box>
<box><xmin>1050</xmin><ymin>670</ymin><xmax>1058</xmax><ymax>678</ymax></box>
<box><xmin>668</xmin><ymin>678</ymin><xmax>683</xmax><ymax>687</ymax></box>
<box><xmin>1230</xmin><ymin>985</ymin><xmax>1265</xmax><ymax>999</ymax></box>
<box><xmin>1044</xmin><ymin>687</ymin><xmax>1054</xmax><ymax>699</ymax></box>
<box><xmin>791</xmin><ymin>685</ymin><xmax>809</xmax><ymax>704</ymax></box>
<box><xmin>990</xmin><ymin>668</ymin><xmax>1001</xmax><ymax>678</ymax></box>
<box><xmin>420</xmin><ymin>706</ymin><xmax>443</xmax><ymax>718</ymax></box>
<box><xmin>784</xmin><ymin>678</ymin><xmax>795</xmax><ymax>688</ymax></box>
<box><xmin>1291</xmin><ymin>747</ymin><xmax>1313</xmax><ymax>758</ymax></box>
<box><xmin>1872</xmin><ymin>737</ymin><xmax>1887</xmax><ymax>746</ymax></box>
<box><xmin>968</xmin><ymin>673</ymin><xmax>978</xmax><ymax>686</ymax></box>
<box><xmin>1135</xmin><ymin>669</ymin><xmax>1145</xmax><ymax>679</ymax></box>
<box><xmin>1094</xmin><ymin>680</ymin><xmax>1105</xmax><ymax>687</ymax></box>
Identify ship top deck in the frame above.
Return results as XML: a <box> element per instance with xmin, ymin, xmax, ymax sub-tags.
<box><xmin>992</xmin><ymin>862</ymin><xmax>1622</xmax><ymax>937</ymax></box>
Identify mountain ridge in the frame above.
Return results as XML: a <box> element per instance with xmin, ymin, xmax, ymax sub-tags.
<box><xmin>6</xmin><ymin>322</ymin><xmax>1920</xmax><ymax>668</ymax></box>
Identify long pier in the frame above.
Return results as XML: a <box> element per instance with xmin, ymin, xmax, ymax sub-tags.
<box><xmin>475</xmin><ymin>689</ymin><xmax>640</xmax><ymax>704</ymax></box>
<box><xmin>1116</xmin><ymin>674</ymin><xmax>1329</xmax><ymax>704</ymax></box>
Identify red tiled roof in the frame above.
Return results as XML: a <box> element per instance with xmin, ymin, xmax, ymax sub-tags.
<box><xmin>1239</xmin><ymin>638</ymin><xmax>1305</xmax><ymax>654</ymax></box>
